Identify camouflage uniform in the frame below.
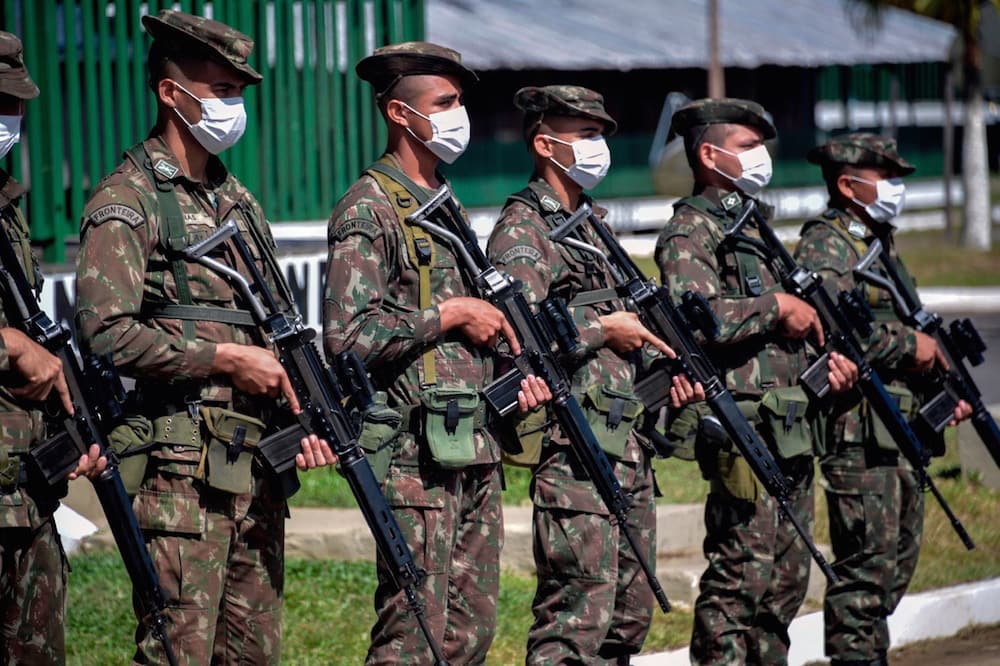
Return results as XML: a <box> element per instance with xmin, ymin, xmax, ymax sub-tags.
<box><xmin>324</xmin><ymin>43</ymin><xmax>501</xmax><ymax>665</ymax></box>
<box><xmin>655</xmin><ymin>98</ymin><xmax>816</xmax><ymax>665</ymax></box>
<box><xmin>0</xmin><ymin>33</ymin><xmax>68</xmax><ymax>665</ymax></box>
<box><xmin>794</xmin><ymin>133</ymin><xmax>924</xmax><ymax>666</ymax></box>
<box><xmin>487</xmin><ymin>85</ymin><xmax>656</xmax><ymax>664</ymax></box>
<box><xmin>75</xmin><ymin>12</ymin><xmax>288</xmax><ymax>665</ymax></box>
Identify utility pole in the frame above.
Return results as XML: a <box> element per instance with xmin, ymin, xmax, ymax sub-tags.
<box><xmin>708</xmin><ymin>0</ymin><xmax>725</xmax><ymax>98</ymax></box>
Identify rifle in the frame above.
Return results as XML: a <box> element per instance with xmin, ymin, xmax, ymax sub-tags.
<box><xmin>0</xmin><ymin>226</ymin><xmax>178</xmax><ymax>665</ymax></box>
<box><xmin>547</xmin><ymin>203</ymin><xmax>838</xmax><ymax>584</ymax></box>
<box><xmin>730</xmin><ymin>201</ymin><xmax>974</xmax><ymax>550</ymax></box>
<box><xmin>853</xmin><ymin>239</ymin><xmax>1000</xmax><ymax>468</ymax></box>
<box><xmin>404</xmin><ymin>185</ymin><xmax>672</xmax><ymax>613</ymax></box>
<box><xmin>181</xmin><ymin>220</ymin><xmax>448</xmax><ymax>666</ymax></box>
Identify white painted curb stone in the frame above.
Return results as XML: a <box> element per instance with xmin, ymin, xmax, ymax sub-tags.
<box><xmin>54</xmin><ymin>503</ymin><xmax>98</xmax><ymax>555</ymax></box>
<box><xmin>632</xmin><ymin>577</ymin><xmax>1000</xmax><ymax>665</ymax></box>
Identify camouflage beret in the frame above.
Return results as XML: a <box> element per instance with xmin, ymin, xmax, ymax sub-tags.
<box><xmin>808</xmin><ymin>132</ymin><xmax>915</xmax><ymax>176</ymax></box>
<box><xmin>671</xmin><ymin>97</ymin><xmax>776</xmax><ymax>140</ymax></box>
<box><xmin>356</xmin><ymin>41</ymin><xmax>478</xmax><ymax>98</ymax></box>
<box><xmin>0</xmin><ymin>31</ymin><xmax>39</xmax><ymax>100</ymax></box>
<box><xmin>142</xmin><ymin>10</ymin><xmax>262</xmax><ymax>84</ymax></box>
<box><xmin>514</xmin><ymin>85</ymin><xmax>618</xmax><ymax>136</ymax></box>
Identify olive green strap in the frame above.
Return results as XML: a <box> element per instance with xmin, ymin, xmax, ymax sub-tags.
<box><xmin>141</xmin><ymin>303</ymin><xmax>256</xmax><ymax>327</ymax></box>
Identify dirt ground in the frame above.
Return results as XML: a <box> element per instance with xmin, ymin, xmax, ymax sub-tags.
<box><xmin>887</xmin><ymin>622</ymin><xmax>1000</xmax><ymax>665</ymax></box>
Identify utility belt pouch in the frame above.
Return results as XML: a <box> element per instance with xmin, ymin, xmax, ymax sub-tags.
<box><xmin>758</xmin><ymin>386</ymin><xmax>813</xmax><ymax>460</ymax></box>
<box><xmin>107</xmin><ymin>414</ymin><xmax>155</xmax><ymax>495</ymax></box>
<box><xmin>581</xmin><ymin>384</ymin><xmax>644</xmax><ymax>459</ymax></box>
<box><xmin>358</xmin><ymin>391</ymin><xmax>403</xmax><ymax>484</ymax></box>
<box><xmin>869</xmin><ymin>384</ymin><xmax>916</xmax><ymax>454</ymax></box>
<box><xmin>500</xmin><ymin>406</ymin><xmax>550</xmax><ymax>468</ymax></box>
<box><xmin>695</xmin><ymin>401</ymin><xmax>763</xmax><ymax>501</ymax></box>
<box><xmin>421</xmin><ymin>387</ymin><xmax>479</xmax><ymax>468</ymax></box>
<box><xmin>200</xmin><ymin>407</ymin><xmax>265</xmax><ymax>496</ymax></box>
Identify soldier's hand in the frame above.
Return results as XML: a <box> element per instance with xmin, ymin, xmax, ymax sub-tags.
<box><xmin>68</xmin><ymin>443</ymin><xmax>108</xmax><ymax>481</ymax></box>
<box><xmin>296</xmin><ymin>434</ymin><xmax>337</xmax><ymax>470</ymax></box>
<box><xmin>600</xmin><ymin>311</ymin><xmax>677</xmax><ymax>358</ymax></box>
<box><xmin>670</xmin><ymin>374</ymin><xmax>704</xmax><ymax>408</ymax></box>
<box><xmin>775</xmin><ymin>293</ymin><xmax>824</xmax><ymax>347</ymax></box>
<box><xmin>516</xmin><ymin>374</ymin><xmax>551</xmax><ymax>413</ymax></box>
<box><xmin>826</xmin><ymin>352</ymin><xmax>858</xmax><ymax>394</ymax></box>
<box><xmin>1</xmin><ymin>328</ymin><xmax>73</xmax><ymax>413</ymax></box>
<box><xmin>913</xmin><ymin>331</ymin><xmax>948</xmax><ymax>373</ymax></box>
<box><xmin>439</xmin><ymin>297</ymin><xmax>521</xmax><ymax>355</ymax></box>
<box><xmin>213</xmin><ymin>343</ymin><xmax>300</xmax><ymax>413</ymax></box>
<box><xmin>950</xmin><ymin>399</ymin><xmax>973</xmax><ymax>426</ymax></box>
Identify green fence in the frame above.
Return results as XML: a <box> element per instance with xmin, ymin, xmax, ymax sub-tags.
<box><xmin>2</xmin><ymin>0</ymin><xmax>424</xmax><ymax>262</ymax></box>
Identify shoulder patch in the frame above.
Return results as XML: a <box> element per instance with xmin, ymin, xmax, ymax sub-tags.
<box><xmin>720</xmin><ymin>191</ymin><xmax>742</xmax><ymax>211</ymax></box>
<box><xmin>153</xmin><ymin>159</ymin><xmax>179</xmax><ymax>179</ymax></box>
<box><xmin>88</xmin><ymin>203</ymin><xmax>145</xmax><ymax>229</ymax></box>
<box><xmin>539</xmin><ymin>195</ymin><xmax>562</xmax><ymax>213</ymax></box>
<box><xmin>846</xmin><ymin>220</ymin><xmax>867</xmax><ymax>239</ymax></box>
<box><xmin>498</xmin><ymin>245</ymin><xmax>543</xmax><ymax>264</ymax></box>
<box><xmin>333</xmin><ymin>218</ymin><xmax>383</xmax><ymax>242</ymax></box>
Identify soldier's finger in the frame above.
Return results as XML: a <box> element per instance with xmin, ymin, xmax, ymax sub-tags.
<box><xmin>54</xmin><ymin>371</ymin><xmax>74</xmax><ymax>415</ymax></box>
<box><xmin>317</xmin><ymin>439</ymin><xmax>337</xmax><ymax>466</ymax></box>
<box><xmin>643</xmin><ymin>329</ymin><xmax>675</xmax><ymax>358</ymax></box>
<box><xmin>280</xmin><ymin>372</ymin><xmax>300</xmax><ymax>414</ymax></box>
<box><xmin>670</xmin><ymin>385</ymin><xmax>682</xmax><ymax>409</ymax></box>
<box><xmin>934</xmin><ymin>346</ymin><xmax>949</xmax><ymax>371</ymax></box>
<box><xmin>811</xmin><ymin>315</ymin><xmax>825</xmax><ymax>348</ymax></box>
<box><xmin>500</xmin><ymin>318</ymin><xmax>521</xmax><ymax>356</ymax></box>
<box><xmin>298</xmin><ymin>436</ymin><xmax>317</xmax><ymax>469</ymax></box>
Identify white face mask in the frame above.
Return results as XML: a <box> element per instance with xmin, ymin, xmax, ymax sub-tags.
<box><xmin>711</xmin><ymin>144</ymin><xmax>773</xmax><ymax>196</ymax></box>
<box><xmin>545</xmin><ymin>135</ymin><xmax>612</xmax><ymax>190</ymax></box>
<box><xmin>402</xmin><ymin>103</ymin><xmax>471</xmax><ymax>164</ymax></box>
<box><xmin>173</xmin><ymin>81</ymin><xmax>247</xmax><ymax>155</ymax></box>
<box><xmin>0</xmin><ymin>115</ymin><xmax>21</xmax><ymax>160</ymax></box>
<box><xmin>851</xmin><ymin>176</ymin><xmax>906</xmax><ymax>223</ymax></box>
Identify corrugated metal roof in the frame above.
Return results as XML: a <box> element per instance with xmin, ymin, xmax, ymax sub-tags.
<box><xmin>427</xmin><ymin>0</ymin><xmax>957</xmax><ymax>71</ymax></box>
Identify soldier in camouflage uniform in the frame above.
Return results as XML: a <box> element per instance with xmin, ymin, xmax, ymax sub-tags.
<box><xmin>654</xmin><ymin>98</ymin><xmax>858</xmax><ymax>665</ymax></box>
<box><xmin>794</xmin><ymin>133</ymin><xmax>971</xmax><ymax>666</ymax></box>
<box><xmin>323</xmin><ymin>43</ymin><xmax>550</xmax><ymax>664</ymax></box>
<box><xmin>74</xmin><ymin>11</ymin><xmax>335</xmax><ymax>665</ymax></box>
<box><xmin>486</xmin><ymin>85</ymin><xmax>699</xmax><ymax>664</ymax></box>
<box><xmin>0</xmin><ymin>31</ymin><xmax>107</xmax><ymax>665</ymax></box>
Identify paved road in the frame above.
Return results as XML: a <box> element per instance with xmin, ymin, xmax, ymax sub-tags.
<box><xmin>963</xmin><ymin>312</ymin><xmax>1000</xmax><ymax>405</ymax></box>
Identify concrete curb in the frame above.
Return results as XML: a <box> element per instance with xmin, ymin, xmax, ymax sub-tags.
<box><xmin>632</xmin><ymin>577</ymin><xmax>1000</xmax><ymax>665</ymax></box>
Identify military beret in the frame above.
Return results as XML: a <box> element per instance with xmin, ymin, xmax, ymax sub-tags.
<box><xmin>0</xmin><ymin>32</ymin><xmax>39</xmax><ymax>100</ymax></box>
<box><xmin>808</xmin><ymin>132</ymin><xmax>915</xmax><ymax>175</ymax></box>
<box><xmin>142</xmin><ymin>10</ymin><xmax>262</xmax><ymax>84</ymax></box>
<box><xmin>671</xmin><ymin>97</ymin><xmax>776</xmax><ymax>140</ymax></box>
<box><xmin>514</xmin><ymin>85</ymin><xmax>618</xmax><ymax>136</ymax></box>
<box><xmin>356</xmin><ymin>41</ymin><xmax>478</xmax><ymax>98</ymax></box>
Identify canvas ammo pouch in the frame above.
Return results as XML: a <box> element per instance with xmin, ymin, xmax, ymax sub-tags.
<box><xmin>198</xmin><ymin>407</ymin><xmax>266</xmax><ymax>495</ymax></box>
<box><xmin>868</xmin><ymin>384</ymin><xmax>915</xmax><ymax>453</ymax></box>
<box><xmin>581</xmin><ymin>384</ymin><xmax>644</xmax><ymax>459</ymax></box>
<box><xmin>420</xmin><ymin>387</ymin><xmax>481</xmax><ymax>468</ymax></box>
<box><xmin>107</xmin><ymin>414</ymin><xmax>154</xmax><ymax>495</ymax></box>
<box><xmin>693</xmin><ymin>400</ymin><xmax>763</xmax><ymax>502</ymax></box>
<box><xmin>758</xmin><ymin>386</ymin><xmax>813</xmax><ymax>460</ymax></box>
<box><xmin>358</xmin><ymin>391</ymin><xmax>403</xmax><ymax>485</ymax></box>
<box><xmin>500</xmin><ymin>406</ymin><xmax>550</xmax><ymax>468</ymax></box>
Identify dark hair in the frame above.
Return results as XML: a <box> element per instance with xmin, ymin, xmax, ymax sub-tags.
<box><xmin>146</xmin><ymin>40</ymin><xmax>215</xmax><ymax>92</ymax></box>
<box><xmin>682</xmin><ymin>123</ymin><xmax>734</xmax><ymax>170</ymax></box>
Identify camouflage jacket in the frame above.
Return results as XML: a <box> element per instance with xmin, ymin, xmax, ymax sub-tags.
<box><xmin>655</xmin><ymin>186</ymin><xmax>809</xmax><ymax>396</ymax></box>
<box><xmin>794</xmin><ymin>206</ymin><xmax>919</xmax><ymax>442</ymax></box>
<box><xmin>0</xmin><ymin>169</ymin><xmax>45</xmax><ymax>450</ymax></box>
<box><xmin>323</xmin><ymin>154</ymin><xmax>499</xmax><ymax>466</ymax></box>
<box><xmin>487</xmin><ymin>176</ymin><xmax>647</xmax><ymax>464</ymax></box>
<box><xmin>75</xmin><ymin>136</ymin><xmax>280</xmax><ymax>411</ymax></box>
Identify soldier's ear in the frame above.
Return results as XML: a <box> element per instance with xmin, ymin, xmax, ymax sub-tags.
<box><xmin>533</xmin><ymin>133</ymin><xmax>554</xmax><ymax>159</ymax></box>
<box><xmin>836</xmin><ymin>173</ymin><xmax>856</xmax><ymax>201</ymax></box>
<box><xmin>385</xmin><ymin>98</ymin><xmax>409</xmax><ymax>127</ymax></box>
<box><xmin>157</xmin><ymin>78</ymin><xmax>179</xmax><ymax>109</ymax></box>
<box><xmin>698</xmin><ymin>142</ymin><xmax>717</xmax><ymax>171</ymax></box>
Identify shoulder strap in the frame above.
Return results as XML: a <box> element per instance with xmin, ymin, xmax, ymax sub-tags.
<box><xmin>365</xmin><ymin>158</ymin><xmax>438</xmax><ymax>387</ymax></box>
<box><xmin>125</xmin><ymin>143</ymin><xmax>196</xmax><ymax>340</ymax></box>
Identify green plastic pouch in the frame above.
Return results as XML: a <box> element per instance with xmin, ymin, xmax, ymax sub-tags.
<box><xmin>711</xmin><ymin>451</ymin><xmax>762</xmax><ymax>502</ymax></box>
<box><xmin>421</xmin><ymin>387</ymin><xmax>479</xmax><ymax>468</ymax></box>
<box><xmin>200</xmin><ymin>407</ymin><xmax>265</xmax><ymax>496</ymax></box>
<box><xmin>666</xmin><ymin>403</ymin><xmax>713</xmax><ymax>462</ymax></box>
<box><xmin>582</xmin><ymin>384</ymin><xmax>644</xmax><ymax>459</ymax></box>
<box><xmin>869</xmin><ymin>384</ymin><xmax>915</xmax><ymax>453</ymax></box>
<box><xmin>107</xmin><ymin>414</ymin><xmax>154</xmax><ymax>495</ymax></box>
<box><xmin>759</xmin><ymin>386</ymin><xmax>813</xmax><ymax>460</ymax></box>
<box><xmin>358</xmin><ymin>391</ymin><xmax>402</xmax><ymax>485</ymax></box>
<box><xmin>500</xmin><ymin>407</ymin><xmax>550</xmax><ymax>468</ymax></box>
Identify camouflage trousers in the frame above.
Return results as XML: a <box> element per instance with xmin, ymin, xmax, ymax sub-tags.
<box><xmin>690</xmin><ymin>457</ymin><xmax>814</xmax><ymax>666</ymax></box>
<box><xmin>367</xmin><ymin>462</ymin><xmax>502</xmax><ymax>665</ymax></box>
<box><xmin>0</xmin><ymin>510</ymin><xmax>67</xmax><ymax>666</ymax></box>
<box><xmin>821</xmin><ymin>445</ymin><xmax>899</xmax><ymax>662</ymax></box>
<box><xmin>526</xmin><ymin>443</ymin><xmax>656</xmax><ymax>665</ymax></box>
<box><xmin>884</xmin><ymin>463</ymin><xmax>924</xmax><ymax>630</ymax></box>
<box><xmin>132</xmin><ymin>469</ymin><xmax>286</xmax><ymax>666</ymax></box>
